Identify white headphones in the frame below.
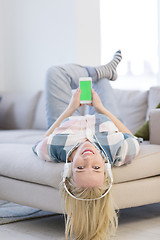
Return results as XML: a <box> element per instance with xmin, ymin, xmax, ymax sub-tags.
<box><xmin>63</xmin><ymin>160</ymin><xmax>113</xmax><ymax>201</ymax></box>
<box><xmin>62</xmin><ymin>116</ymin><xmax>113</xmax><ymax>201</ymax></box>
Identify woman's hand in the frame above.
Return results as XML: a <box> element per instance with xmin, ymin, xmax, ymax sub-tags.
<box><xmin>90</xmin><ymin>88</ymin><xmax>105</xmax><ymax>114</ymax></box>
<box><xmin>67</xmin><ymin>88</ymin><xmax>82</xmax><ymax>113</ymax></box>
<box><xmin>67</xmin><ymin>88</ymin><xmax>105</xmax><ymax>114</ymax></box>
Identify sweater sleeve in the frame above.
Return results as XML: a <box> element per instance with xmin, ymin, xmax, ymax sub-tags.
<box><xmin>32</xmin><ymin>138</ymin><xmax>51</xmax><ymax>162</ymax></box>
<box><xmin>114</xmin><ymin>133</ymin><xmax>141</xmax><ymax>166</ymax></box>
<box><xmin>32</xmin><ymin>140</ymin><xmax>42</xmax><ymax>156</ymax></box>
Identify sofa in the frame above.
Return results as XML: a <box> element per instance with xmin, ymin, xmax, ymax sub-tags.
<box><xmin>0</xmin><ymin>86</ymin><xmax>160</xmax><ymax>213</ymax></box>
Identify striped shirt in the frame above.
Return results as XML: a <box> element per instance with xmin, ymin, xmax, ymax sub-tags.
<box><xmin>44</xmin><ymin>114</ymin><xmax>140</xmax><ymax>166</ymax></box>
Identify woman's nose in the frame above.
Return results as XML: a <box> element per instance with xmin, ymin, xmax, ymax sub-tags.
<box><xmin>82</xmin><ymin>154</ymin><xmax>94</xmax><ymax>164</ymax></box>
<box><xmin>83</xmin><ymin>154</ymin><xmax>93</xmax><ymax>160</ymax></box>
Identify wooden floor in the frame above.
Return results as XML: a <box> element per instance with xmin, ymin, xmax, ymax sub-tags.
<box><xmin>0</xmin><ymin>203</ymin><xmax>160</xmax><ymax>240</ymax></box>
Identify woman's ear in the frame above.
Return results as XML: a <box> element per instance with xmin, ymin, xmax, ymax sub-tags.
<box><xmin>68</xmin><ymin>155</ymin><xmax>72</xmax><ymax>162</ymax></box>
<box><xmin>68</xmin><ymin>148</ymin><xmax>77</xmax><ymax>162</ymax></box>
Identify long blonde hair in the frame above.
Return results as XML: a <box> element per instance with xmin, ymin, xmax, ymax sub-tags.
<box><xmin>60</xmin><ymin>175</ymin><xmax>118</xmax><ymax>240</ymax></box>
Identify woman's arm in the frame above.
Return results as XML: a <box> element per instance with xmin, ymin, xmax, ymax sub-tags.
<box><xmin>34</xmin><ymin>88</ymin><xmax>82</xmax><ymax>161</ymax></box>
<box><xmin>100</xmin><ymin>108</ymin><xmax>133</xmax><ymax>135</ymax></box>
<box><xmin>44</xmin><ymin>88</ymin><xmax>82</xmax><ymax>137</ymax></box>
<box><xmin>91</xmin><ymin>89</ymin><xmax>133</xmax><ymax>135</ymax></box>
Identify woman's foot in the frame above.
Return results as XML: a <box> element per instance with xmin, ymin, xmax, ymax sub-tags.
<box><xmin>95</xmin><ymin>50</ymin><xmax>122</xmax><ymax>81</ymax></box>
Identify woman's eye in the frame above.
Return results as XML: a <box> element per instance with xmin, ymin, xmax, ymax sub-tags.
<box><xmin>93</xmin><ymin>166</ymin><xmax>100</xmax><ymax>170</ymax></box>
<box><xmin>77</xmin><ymin>166</ymin><xmax>84</xmax><ymax>169</ymax></box>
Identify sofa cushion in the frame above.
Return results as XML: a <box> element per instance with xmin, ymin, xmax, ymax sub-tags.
<box><xmin>0</xmin><ymin>144</ymin><xmax>63</xmax><ymax>189</ymax></box>
<box><xmin>113</xmin><ymin>142</ymin><xmax>160</xmax><ymax>184</ymax></box>
<box><xmin>0</xmin><ymin>130</ymin><xmax>45</xmax><ymax>144</ymax></box>
<box><xmin>0</xmin><ymin>92</ymin><xmax>41</xmax><ymax>129</ymax></box>
<box><xmin>134</xmin><ymin>102</ymin><xmax>160</xmax><ymax>140</ymax></box>
<box><xmin>146</xmin><ymin>86</ymin><xmax>160</xmax><ymax>120</ymax></box>
<box><xmin>0</xmin><ymin>143</ymin><xmax>160</xmax><ymax>189</ymax></box>
<box><xmin>114</xmin><ymin>89</ymin><xmax>148</xmax><ymax>133</ymax></box>
<box><xmin>32</xmin><ymin>92</ymin><xmax>47</xmax><ymax>130</ymax></box>
<box><xmin>149</xmin><ymin>109</ymin><xmax>160</xmax><ymax>145</ymax></box>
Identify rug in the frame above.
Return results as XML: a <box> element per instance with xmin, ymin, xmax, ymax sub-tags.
<box><xmin>0</xmin><ymin>200</ymin><xmax>60</xmax><ymax>225</ymax></box>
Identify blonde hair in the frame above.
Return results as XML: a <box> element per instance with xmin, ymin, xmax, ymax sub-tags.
<box><xmin>60</xmin><ymin>175</ymin><xmax>118</xmax><ymax>240</ymax></box>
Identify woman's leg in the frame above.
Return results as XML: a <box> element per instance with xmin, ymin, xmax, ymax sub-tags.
<box><xmin>45</xmin><ymin>64</ymin><xmax>89</xmax><ymax>128</ymax></box>
<box><xmin>45</xmin><ymin>51</ymin><xmax>122</xmax><ymax>128</ymax></box>
<box><xmin>86</xmin><ymin>50</ymin><xmax>122</xmax><ymax>81</ymax></box>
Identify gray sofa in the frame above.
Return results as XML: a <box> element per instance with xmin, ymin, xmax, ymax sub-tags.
<box><xmin>0</xmin><ymin>87</ymin><xmax>160</xmax><ymax>213</ymax></box>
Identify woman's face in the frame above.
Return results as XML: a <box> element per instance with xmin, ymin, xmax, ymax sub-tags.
<box><xmin>69</xmin><ymin>140</ymin><xmax>105</xmax><ymax>188</ymax></box>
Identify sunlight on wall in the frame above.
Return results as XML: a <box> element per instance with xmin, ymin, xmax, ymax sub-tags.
<box><xmin>100</xmin><ymin>0</ymin><xmax>158</xmax><ymax>90</ymax></box>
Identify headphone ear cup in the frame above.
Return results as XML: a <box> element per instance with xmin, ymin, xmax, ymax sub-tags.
<box><xmin>105</xmin><ymin>162</ymin><xmax>113</xmax><ymax>183</ymax></box>
<box><xmin>63</xmin><ymin>163</ymin><xmax>72</xmax><ymax>181</ymax></box>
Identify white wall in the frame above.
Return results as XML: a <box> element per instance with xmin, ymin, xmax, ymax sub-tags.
<box><xmin>158</xmin><ymin>0</ymin><xmax>160</xmax><ymax>84</ymax></box>
<box><xmin>0</xmin><ymin>0</ymin><xmax>5</xmax><ymax>91</ymax></box>
<box><xmin>0</xmin><ymin>0</ymin><xmax>101</xmax><ymax>93</ymax></box>
<box><xmin>75</xmin><ymin>0</ymin><xmax>101</xmax><ymax>66</ymax></box>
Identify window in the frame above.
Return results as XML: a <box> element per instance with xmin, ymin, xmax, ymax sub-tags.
<box><xmin>100</xmin><ymin>0</ymin><xmax>159</xmax><ymax>90</ymax></box>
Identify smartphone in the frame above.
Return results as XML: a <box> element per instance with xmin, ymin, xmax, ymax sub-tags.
<box><xmin>79</xmin><ymin>77</ymin><xmax>92</xmax><ymax>104</ymax></box>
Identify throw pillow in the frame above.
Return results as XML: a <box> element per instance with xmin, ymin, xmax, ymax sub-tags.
<box><xmin>134</xmin><ymin>102</ymin><xmax>160</xmax><ymax>140</ymax></box>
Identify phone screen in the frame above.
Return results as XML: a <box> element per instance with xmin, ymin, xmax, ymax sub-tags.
<box><xmin>80</xmin><ymin>78</ymin><xmax>92</xmax><ymax>103</ymax></box>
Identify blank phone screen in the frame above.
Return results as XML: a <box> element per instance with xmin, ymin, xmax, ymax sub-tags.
<box><xmin>80</xmin><ymin>80</ymin><xmax>92</xmax><ymax>101</ymax></box>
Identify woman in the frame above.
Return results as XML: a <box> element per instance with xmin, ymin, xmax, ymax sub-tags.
<box><xmin>33</xmin><ymin>51</ymin><xmax>140</xmax><ymax>240</ymax></box>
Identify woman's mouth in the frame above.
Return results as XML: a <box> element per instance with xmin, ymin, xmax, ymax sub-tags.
<box><xmin>82</xmin><ymin>149</ymin><xmax>94</xmax><ymax>155</ymax></box>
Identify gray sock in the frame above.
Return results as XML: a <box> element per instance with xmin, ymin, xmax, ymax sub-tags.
<box><xmin>95</xmin><ymin>50</ymin><xmax>122</xmax><ymax>81</ymax></box>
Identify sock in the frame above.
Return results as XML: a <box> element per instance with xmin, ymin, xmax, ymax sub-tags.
<box><xmin>95</xmin><ymin>50</ymin><xmax>122</xmax><ymax>81</ymax></box>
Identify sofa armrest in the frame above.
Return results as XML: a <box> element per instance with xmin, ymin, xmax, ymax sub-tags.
<box><xmin>149</xmin><ymin>109</ymin><xmax>160</xmax><ymax>144</ymax></box>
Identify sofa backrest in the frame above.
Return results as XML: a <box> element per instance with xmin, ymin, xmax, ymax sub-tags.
<box><xmin>114</xmin><ymin>89</ymin><xmax>149</xmax><ymax>133</ymax></box>
<box><xmin>27</xmin><ymin>89</ymin><xmax>150</xmax><ymax>133</ymax></box>
<box><xmin>35</xmin><ymin>89</ymin><xmax>149</xmax><ymax>133</ymax></box>
<box><xmin>0</xmin><ymin>89</ymin><xmax>149</xmax><ymax>132</ymax></box>
<box><xmin>0</xmin><ymin>91</ymin><xmax>42</xmax><ymax>130</ymax></box>
<box><xmin>32</xmin><ymin>91</ymin><xmax>47</xmax><ymax>130</ymax></box>
<box><xmin>1</xmin><ymin>86</ymin><xmax>160</xmax><ymax>132</ymax></box>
